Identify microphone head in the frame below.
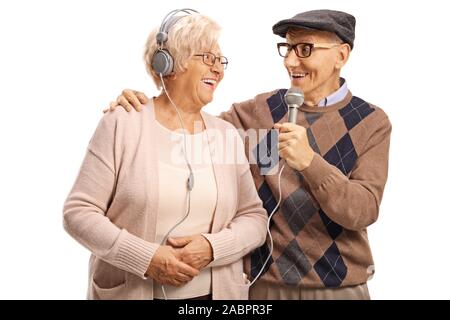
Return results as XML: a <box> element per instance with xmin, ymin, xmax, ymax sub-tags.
<box><xmin>284</xmin><ymin>87</ymin><xmax>304</xmax><ymax>106</ymax></box>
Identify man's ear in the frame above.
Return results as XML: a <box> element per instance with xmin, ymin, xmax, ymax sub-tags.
<box><xmin>335</xmin><ymin>43</ymin><xmax>351</xmax><ymax>70</ymax></box>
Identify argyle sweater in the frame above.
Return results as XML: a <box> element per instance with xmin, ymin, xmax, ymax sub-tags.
<box><xmin>219</xmin><ymin>89</ymin><xmax>391</xmax><ymax>288</ymax></box>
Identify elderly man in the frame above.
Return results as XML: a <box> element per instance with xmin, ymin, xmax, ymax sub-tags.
<box><xmin>108</xmin><ymin>9</ymin><xmax>391</xmax><ymax>300</ymax></box>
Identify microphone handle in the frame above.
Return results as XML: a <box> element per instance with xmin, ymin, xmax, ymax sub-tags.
<box><xmin>288</xmin><ymin>105</ymin><xmax>299</xmax><ymax>124</ymax></box>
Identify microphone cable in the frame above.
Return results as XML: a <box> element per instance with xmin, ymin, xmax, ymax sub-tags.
<box><xmin>249</xmin><ymin>160</ymin><xmax>285</xmax><ymax>287</ymax></box>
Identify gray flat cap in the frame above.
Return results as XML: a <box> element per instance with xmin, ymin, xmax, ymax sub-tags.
<box><xmin>272</xmin><ymin>9</ymin><xmax>356</xmax><ymax>49</ymax></box>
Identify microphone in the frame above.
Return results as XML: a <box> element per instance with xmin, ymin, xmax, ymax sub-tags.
<box><xmin>250</xmin><ymin>88</ymin><xmax>304</xmax><ymax>288</ymax></box>
<box><xmin>284</xmin><ymin>87</ymin><xmax>304</xmax><ymax>124</ymax></box>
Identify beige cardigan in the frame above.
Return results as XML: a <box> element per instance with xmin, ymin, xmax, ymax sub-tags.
<box><xmin>63</xmin><ymin>101</ymin><xmax>268</xmax><ymax>300</ymax></box>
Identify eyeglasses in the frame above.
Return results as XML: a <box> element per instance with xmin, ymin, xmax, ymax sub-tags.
<box><xmin>277</xmin><ymin>42</ymin><xmax>341</xmax><ymax>58</ymax></box>
<box><xmin>194</xmin><ymin>52</ymin><xmax>228</xmax><ymax>69</ymax></box>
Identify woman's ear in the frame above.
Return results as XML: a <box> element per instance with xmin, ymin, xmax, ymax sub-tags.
<box><xmin>166</xmin><ymin>61</ymin><xmax>191</xmax><ymax>81</ymax></box>
<box><xmin>166</xmin><ymin>73</ymin><xmax>177</xmax><ymax>81</ymax></box>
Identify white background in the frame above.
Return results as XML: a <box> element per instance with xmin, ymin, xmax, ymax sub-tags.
<box><xmin>0</xmin><ymin>0</ymin><xmax>449</xmax><ymax>299</ymax></box>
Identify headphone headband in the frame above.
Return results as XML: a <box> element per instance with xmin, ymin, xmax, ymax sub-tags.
<box><xmin>156</xmin><ymin>8</ymin><xmax>199</xmax><ymax>47</ymax></box>
<box><xmin>152</xmin><ymin>8</ymin><xmax>199</xmax><ymax>77</ymax></box>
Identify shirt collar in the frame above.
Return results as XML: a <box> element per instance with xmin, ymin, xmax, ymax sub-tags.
<box><xmin>317</xmin><ymin>78</ymin><xmax>348</xmax><ymax>107</ymax></box>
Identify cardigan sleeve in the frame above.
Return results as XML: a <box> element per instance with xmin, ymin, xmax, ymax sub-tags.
<box><xmin>63</xmin><ymin>111</ymin><xmax>159</xmax><ymax>279</ymax></box>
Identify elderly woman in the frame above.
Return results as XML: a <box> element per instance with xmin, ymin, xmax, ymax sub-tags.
<box><xmin>63</xmin><ymin>11</ymin><xmax>267</xmax><ymax>300</ymax></box>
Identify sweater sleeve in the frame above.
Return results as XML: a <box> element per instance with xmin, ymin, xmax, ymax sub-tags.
<box><xmin>301</xmin><ymin>113</ymin><xmax>392</xmax><ymax>231</ymax></box>
<box><xmin>218</xmin><ymin>103</ymin><xmax>245</xmax><ymax>129</ymax></box>
<box><xmin>63</xmin><ymin>113</ymin><xmax>159</xmax><ymax>279</ymax></box>
<box><xmin>203</xmin><ymin>131</ymin><xmax>268</xmax><ymax>267</ymax></box>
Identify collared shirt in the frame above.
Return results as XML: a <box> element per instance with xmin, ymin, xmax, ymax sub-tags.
<box><xmin>318</xmin><ymin>78</ymin><xmax>348</xmax><ymax>107</ymax></box>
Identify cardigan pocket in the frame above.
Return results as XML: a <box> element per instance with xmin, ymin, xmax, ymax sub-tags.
<box><xmin>91</xmin><ymin>277</ymin><xmax>127</xmax><ymax>300</ymax></box>
<box><xmin>231</xmin><ymin>261</ymin><xmax>250</xmax><ymax>300</ymax></box>
<box><xmin>231</xmin><ymin>282</ymin><xmax>250</xmax><ymax>300</ymax></box>
<box><xmin>90</xmin><ymin>260</ymin><xmax>128</xmax><ymax>300</ymax></box>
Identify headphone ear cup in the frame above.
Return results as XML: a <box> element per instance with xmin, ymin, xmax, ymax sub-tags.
<box><xmin>152</xmin><ymin>50</ymin><xmax>174</xmax><ymax>76</ymax></box>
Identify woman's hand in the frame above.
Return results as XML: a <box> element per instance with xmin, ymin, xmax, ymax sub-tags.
<box><xmin>104</xmin><ymin>89</ymin><xmax>149</xmax><ymax>113</ymax></box>
<box><xmin>167</xmin><ymin>235</ymin><xmax>213</xmax><ymax>270</ymax></box>
<box><xmin>146</xmin><ymin>245</ymin><xmax>200</xmax><ymax>287</ymax></box>
<box><xmin>274</xmin><ymin>122</ymin><xmax>315</xmax><ymax>172</ymax></box>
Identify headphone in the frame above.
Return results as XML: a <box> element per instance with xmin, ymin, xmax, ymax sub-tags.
<box><xmin>151</xmin><ymin>8</ymin><xmax>199</xmax><ymax>76</ymax></box>
<box><xmin>152</xmin><ymin>9</ymin><xmax>199</xmax><ymax>300</ymax></box>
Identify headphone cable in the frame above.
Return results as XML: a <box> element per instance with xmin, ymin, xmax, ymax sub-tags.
<box><xmin>158</xmin><ymin>74</ymin><xmax>195</xmax><ymax>300</ymax></box>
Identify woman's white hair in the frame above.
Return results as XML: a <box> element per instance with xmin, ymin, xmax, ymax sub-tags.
<box><xmin>144</xmin><ymin>13</ymin><xmax>221</xmax><ymax>89</ymax></box>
